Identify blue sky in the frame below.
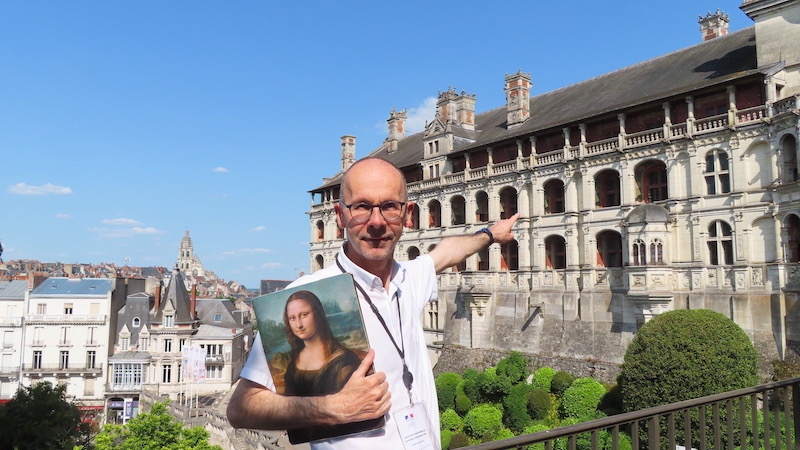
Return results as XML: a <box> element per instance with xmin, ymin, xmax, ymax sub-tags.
<box><xmin>0</xmin><ymin>1</ymin><xmax>752</xmax><ymax>289</ymax></box>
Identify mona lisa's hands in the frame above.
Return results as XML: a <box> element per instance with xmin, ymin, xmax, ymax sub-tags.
<box><xmin>324</xmin><ymin>349</ymin><xmax>391</xmax><ymax>424</ymax></box>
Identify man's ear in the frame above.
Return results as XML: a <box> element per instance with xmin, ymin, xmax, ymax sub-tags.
<box><xmin>334</xmin><ymin>202</ymin><xmax>345</xmax><ymax>229</ymax></box>
<box><xmin>404</xmin><ymin>202</ymin><xmax>415</xmax><ymax>228</ymax></box>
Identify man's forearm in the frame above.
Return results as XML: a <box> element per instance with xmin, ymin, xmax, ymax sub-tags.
<box><xmin>430</xmin><ymin>213</ymin><xmax>519</xmax><ymax>274</ymax></box>
<box><xmin>227</xmin><ymin>379</ymin><xmax>341</xmax><ymax>430</ymax></box>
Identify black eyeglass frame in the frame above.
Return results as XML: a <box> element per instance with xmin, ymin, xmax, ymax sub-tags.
<box><xmin>339</xmin><ymin>200</ymin><xmax>407</xmax><ymax>223</ymax></box>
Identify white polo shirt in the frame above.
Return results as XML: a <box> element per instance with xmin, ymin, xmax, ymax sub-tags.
<box><xmin>240</xmin><ymin>250</ymin><xmax>441</xmax><ymax>449</ymax></box>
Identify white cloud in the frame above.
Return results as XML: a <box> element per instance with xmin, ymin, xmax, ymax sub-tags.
<box><xmin>101</xmin><ymin>218</ymin><xmax>142</xmax><ymax>226</ymax></box>
<box><xmin>90</xmin><ymin>226</ymin><xmax>163</xmax><ymax>239</ymax></box>
<box><xmin>130</xmin><ymin>227</ymin><xmax>162</xmax><ymax>235</ymax></box>
<box><xmin>259</xmin><ymin>262</ymin><xmax>282</xmax><ymax>269</ymax></box>
<box><xmin>405</xmin><ymin>97</ymin><xmax>438</xmax><ymax>133</ymax></box>
<box><xmin>252</xmin><ymin>226</ymin><xmax>266</xmax><ymax>232</ymax></box>
<box><xmin>212</xmin><ymin>166</ymin><xmax>230</xmax><ymax>173</ymax></box>
<box><xmin>8</xmin><ymin>182</ymin><xmax>72</xmax><ymax>195</ymax></box>
<box><xmin>222</xmin><ymin>248</ymin><xmax>272</xmax><ymax>256</ymax></box>
<box><xmin>55</xmin><ymin>213</ymin><xmax>72</xmax><ymax>219</ymax></box>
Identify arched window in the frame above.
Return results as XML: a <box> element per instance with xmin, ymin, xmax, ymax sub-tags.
<box><xmin>428</xmin><ymin>200</ymin><xmax>441</xmax><ymax>228</ymax></box>
<box><xmin>314</xmin><ymin>255</ymin><xmax>324</xmax><ymax>271</ymax></box>
<box><xmin>787</xmin><ymin>215</ymin><xmax>800</xmax><ymax>262</ymax></box>
<box><xmin>595</xmin><ymin>170</ymin><xmax>621</xmax><ymax>208</ymax></box>
<box><xmin>632</xmin><ymin>239</ymin><xmax>646</xmax><ymax>266</ymax></box>
<box><xmin>411</xmin><ymin>204</ymin><xmax>420</xmax><ymax>229</ymax></box>
<box><xmin>649</xmin><ymin>238</ymin><xmax>664</xmax><ymax>265</ymax></box>
<box><xmin>499</xmin><ymin>187</ymin><xmax>518</xmax><ymax>219</ymax></box>
<box><xmin>708</xmin><ymin>221</ymin><xmax>733</xmax><ymax>265</ymax></box>
<box><xmin>545</xmin><ymin>236</ymin><xmax>567</xmax><ymax>269</ymax></box>
<box><xmin>315</xmin><ymin>220</ymin><xmax>325</xmax><ymax>241</ymax></box>
<box><xmin>544</xmin><ymin>179</ymin><xmax>565</xmax><ymax>214</ymax></box>
<box><xmin>705</xmin><ymin>150</ymin><xmax>730</xmax><ymax>195</ymax></box>
<box><xmin>132</xmin><ymin>317</ymin><xmax>141</xmax><ymax>328</ymax></box>
<box><xmin>451</xmin><ymin>196</ymin><xmax>466</xmax><ymax>225</ymax></box>
<box><xmin>636</xmin><ymin>160</ymin><xmax>668</xmax><ymax>202</ymax></box>
<box><xmin>500</xmin><ymin>240</ymin><xmax>519</xmax><ymax>270</ymax></box>
<box><xmin>475</xmin><ymin>191</ymin><xmax>489</xmax><ymax>222</ymax></box>
<box><xmin>407</xmin><ymin>246</ymin><xmax>420</xmax><ymax>261</ymax></box>
<box><xmin>782</xmin><ymin>134</ymin><xmax>798</xmax><ymax>183</ymax></box>
<box><xmin>596</xmin><ymin>231</ymin><xmax>622</xmax><ymax>267</ymax></box>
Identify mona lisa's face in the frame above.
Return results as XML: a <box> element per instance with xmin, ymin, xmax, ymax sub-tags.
<box><xmin>286</xmin><ymin>299</ymin><xmax>317</xmax><ymax>341</ymax></box>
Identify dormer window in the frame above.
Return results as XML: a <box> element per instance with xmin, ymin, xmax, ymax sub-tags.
<box><xmin>132</xmin><ymin>317</ymin><xmax>141</xmax><ymax>328</ymax></box>
<box><xmin>165</xmin><ymin>315</ymin><xmax>174</xmax><ymax>328</ymax></box>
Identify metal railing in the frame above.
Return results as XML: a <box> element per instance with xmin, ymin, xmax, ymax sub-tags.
<box><xmin>466</xmin><ymin>377</ymin><xmax>800</xmax><ymax>449</ymax></box>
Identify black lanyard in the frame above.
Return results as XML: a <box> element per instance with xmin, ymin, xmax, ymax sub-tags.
<box><xmin>337</xmin><ymin>260</ymin><xmax>414</xmax><ymax>401</ymax></box>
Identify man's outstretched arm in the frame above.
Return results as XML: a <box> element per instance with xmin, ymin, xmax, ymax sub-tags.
<box><xmin>226</xmin><ymin>349</ymin><xmax>391</xmax><ymax>430</ymax></box>
<box><xmin>429</xmin><ymin>213</ymin><xmax>520</xmax><ymax>274</ymax></box>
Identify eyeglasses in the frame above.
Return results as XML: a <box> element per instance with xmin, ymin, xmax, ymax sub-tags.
<box><xmin>340</xmin><ymin>200</ymin><xmax>406</xmax><ymax>223</ymax></box>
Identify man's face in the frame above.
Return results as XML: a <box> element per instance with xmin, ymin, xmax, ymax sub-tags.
<box><xmin>334</xmin><ymin>160</ymin><xmax>414</xmax><ymax>274</ymax></box>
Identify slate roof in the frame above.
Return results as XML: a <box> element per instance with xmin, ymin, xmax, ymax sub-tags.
<box><xmin>30</xmin><ymin>277</ymin><xmax>112</xmax><ymax>297</ymax></box>
<box><xmin>0</xmin><ymin>280</ymin><xmax>27</xmax><ymax>299</ymax></box>
<box><xmin>313</xmin><ymin>27</ymin><xmax>760</xmax><ymax>191</ymax></box>
<box><xmin>153</xmin><ymin>267</ymin><xmax>195</xmax><ymax>325</ymax></box>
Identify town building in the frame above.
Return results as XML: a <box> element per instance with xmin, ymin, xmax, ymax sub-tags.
<box><xmin>308</xmin><ymin>1</ymin><xmax>800</xmax><ymax>376</ymax></box>
<box><xmin>0</xmin><ymin>280</ymin><xmax>27</xmax><ymax>401</ymax></box>
<box><xmin>106</xmin><ymin>267</ymin><xmax>252</xmax><ymax>423</ymax></box>
<box><xmin>21</xmin><ymin>278</ymin><xmax>117</xmax><ymax>417</ymax></box>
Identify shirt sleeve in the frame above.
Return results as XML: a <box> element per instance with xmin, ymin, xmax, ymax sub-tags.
<box><xmin>239</xmin><ymin>332</ymin><xmax>276</xmax><ymax>391</ymax></box>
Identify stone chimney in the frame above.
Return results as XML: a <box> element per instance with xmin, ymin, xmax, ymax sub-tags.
<box><xmin>341</xmin><ymin>135</ymin><xmax>356</xmax><ymax>172</ymax></box>
<box><xmin>456</xmin><ymin>92</ymin><xmax>477</xmax><ymax>131</ymax></box>
<box><xmin>27</xmin><ymin>275</ymin><xmax>47</xmax><ymax>290</ymax></box>
<box><xmin>437</xmin><ymin>87</ymin><xmax>459</xmax><ymax>123</ymax></box>
<box><xmin>190</xmin><ymin>284</ymin><xmax>197</xmax><ymax>320</ymax></box>
<box><xmin>385</xmin><ymin>109</ymin><xmax>407</xmax><ymax>153</ymax></box>
<box><xmin>154</xmin><ymin>283</ymin><xmax>161</xmax><ymax>312</ymax></box>
<box><xmin>699</xmin><ymin>10</ymin><xmax>729</xmax><ymax>41</ymax></box>
<box><xmin>505</xmin><ymin>70</ymin><xmax>532</xmax><ymax>128</ymax></box>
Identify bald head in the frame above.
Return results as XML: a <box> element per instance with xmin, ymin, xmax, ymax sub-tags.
<box><xmin>340</xmin><ymin>158</ymin><xmax>408</xmax><ymax>202</ymax></box>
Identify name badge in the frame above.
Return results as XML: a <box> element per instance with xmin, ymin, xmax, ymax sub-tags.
<box><xmin>394</xmin><ymin>402</ymin><xmax>438</xmax><ymax>449</ymax></box>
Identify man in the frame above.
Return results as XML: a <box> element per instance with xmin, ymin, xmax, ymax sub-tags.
<box><xmin>227</xmin><ymin>157</ymin><xmax>518</xmax><ymax>449</ymax></box>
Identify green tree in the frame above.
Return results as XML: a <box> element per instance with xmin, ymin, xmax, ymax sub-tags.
<box><xmin>503</xmin><ymin>382</ymin><xmax>533</xmax><ymax>433</ymax></box>
<box><xmin>0</xmin><ymin>381</ymin><xmax>83</xmax><ymax>450</ymax></box>
<box><xmin>464</xmin><ymin>403</ymin><xmax>504</xmax><ymax>441</ymax></box>
<box><xmin>435</xmin><ymin>372</ymin><xmax>463</xmax><ymax>412</ymax></box>
<box><xmin>496</xmin><ymin>351</ymin><xmax>529</xmax><ymax>385</ymax></box>
<box><xmin>530</xmin><ymin>367</ymin><xmax>556</xmax><ymax>392</ymax></box>
<box><xmin>559</xmin><ymin>377</ymin><xmax>606</xmax><ymax>419</ymax></box>
<box><xmin>94</xmin><ymin>401</ymin><xmax>221</xmax><ymax>450</ymax></box>
<box><xmin>619</xmin><ymin>309</ymin><xmax>759</xmax><ymax>448</ymax></box>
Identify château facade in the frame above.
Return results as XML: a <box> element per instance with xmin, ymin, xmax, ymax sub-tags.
<box><xmin>308</xmin><ymin>1</ymin><xmax>800</xmax><ymax>375</ymax></box>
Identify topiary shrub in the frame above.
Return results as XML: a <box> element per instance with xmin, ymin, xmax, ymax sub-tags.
<box><xmin>559</xmin><ymin>377</ymin><xmax>606</xmax><ymax>419</ymax></box>
<box><xmin>492</xmin><ymin>427</ymin><xmax>515</xmax><ymax>442</ymax></box>
<box><xmin>496</xmin><ymin>351</ymin><xmax>529</xmax><ymax>385</ymax></box>
<box><xmin>440</xmin><ymin>408</ymin><xmax>463</xmax><ymax>433</ymax></box>
<box><xmin>619</xmin><ymin>309</ymin><xmax>759</xmax><ymax>448</ymax></box>
<box><xmin>440</xmin><ymin>429</ymin><xmax>453</xmax><ymax>450</ymax></box>
<box><xmin>454</xmin><ymin>393</ymin><xmax>472</xmax><ymax>416</ymax></box>
<box><xmin>457</xmin><ymin>378</ymin><xmax>479</xmax><ymax>405</ymax></box>
<box><xmin>436</xmin><ymin>372</ymin><xmax>463</xmax><ymax>412</ymax></box>
<box><xmin>449</xmin><ymin>432</ymin><xmax>470</xmax><ymax>449</ymax></box>
<box><xmin>464</xmin><ymin>403</ymin><xmax>504</xmax><ymax>440</ymax></box>
<box><xmin>527</xmin><ymin>388</ymin><xmax>553</xmax><ymax>421</ymax></box>
<box><xmin>530</xmin><ymin>367</ymin><xmax>556</xmax><ymax>392</ymax></box>
<box><xmin>597</xmin><ymin>381</ymin><xmax>622</xmax><ymax>416</ymax></box>
<box><xmin>550</xmin><ymin>371</ymin><xmax>574</xmax><ymax>397</ymax></box>
<box><xmin>523</xmin><ymin>423</ymin><xmax>551</xmax><ymax>450</ymax></box>
<box><xmin>503</xmin><ymin>382</ymin><xmax>533</xmax><ymax>433</ymax></box>
<box><xmin>476</xmin><ymin>367</ymin><xmax>511</xmax><ymax>403</ymax></box>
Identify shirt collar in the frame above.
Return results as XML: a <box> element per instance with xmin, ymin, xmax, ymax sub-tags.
<box><xmin>337</xmin><ymin>243</ymin><xmax>405</xmax><ymax>295</ymax></box>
